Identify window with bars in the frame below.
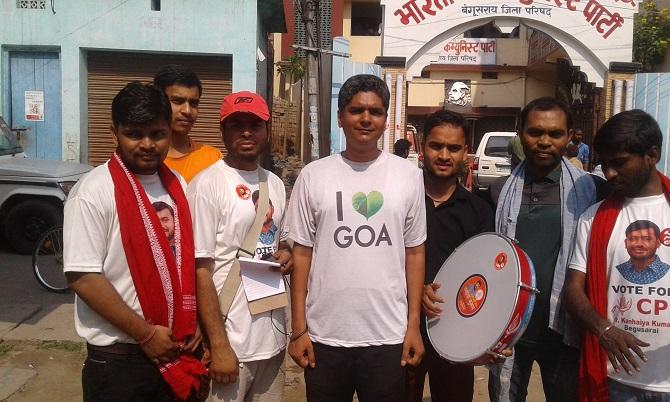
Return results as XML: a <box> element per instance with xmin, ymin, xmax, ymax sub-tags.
<box><xmin>17</xmin><ymin>0</ymin><xmax>46</xmax><ymax>9</ymax></box>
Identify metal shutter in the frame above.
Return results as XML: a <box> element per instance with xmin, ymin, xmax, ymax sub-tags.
<box><xmin>87</xmin><ymin>51</ymin><xmax>232</xmax><ymax>166</ymax></box>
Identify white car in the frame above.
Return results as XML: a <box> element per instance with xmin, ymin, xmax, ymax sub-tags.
<box><xmin>0</xmin><ymin>119</ymin><xmax>91</xmax><ymax>254</ymax></box>
<box><xmin>473</xmin><ymin>132</ymin><xmax>516</xmax><ymax>190</ymax></box>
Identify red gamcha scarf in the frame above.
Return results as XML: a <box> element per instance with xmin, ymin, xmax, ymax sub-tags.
<box><xmin>579</xmin><ymin>171</ymin><xmax>670</xmax><ymax>402</ymax></box>
<box><xmin>109</xmin><ymin>153</ymin><xmax>207</xmax><ymax>401</ymax></box>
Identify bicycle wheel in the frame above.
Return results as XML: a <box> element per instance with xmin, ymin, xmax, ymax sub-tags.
<box><xmin>32</xmin><ymin>226</ymin><xmax>69</xmax><ymax>293</ymax></box>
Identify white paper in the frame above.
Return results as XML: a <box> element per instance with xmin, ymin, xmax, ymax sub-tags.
<box><xmin>239</xmin><ymin>257</ymin><xmax>285</xmax><ymax>302</ymax></box>
<box><xmin>25</xmin><ymin>91</ymin><xmax>44</xmax><ymax>121</ymax></box>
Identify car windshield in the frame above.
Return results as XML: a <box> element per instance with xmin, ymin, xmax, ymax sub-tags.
<box><xmin>0</xmin><ymin>118</ymin><xmax>24</xmax><ymax>156</ymax></box>
<box><xmin>484</xmin><ymin>136</ymin><xmax>512</xmax><ymax>157</ymax></box>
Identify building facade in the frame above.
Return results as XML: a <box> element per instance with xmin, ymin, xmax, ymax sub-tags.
<box><xmin>382</xmin><ymin>0</ymin><xmax>638</xmax><ymax>149</ymax></box>
<box><xmin>276</xmin><ymin>0</ymin><xmax>638</xmax><ymax>156</ymax></box>
<box><xmin>1</xmin><ymin>0</ymin><xmax>284</xmax><ymax>163</ymax></box>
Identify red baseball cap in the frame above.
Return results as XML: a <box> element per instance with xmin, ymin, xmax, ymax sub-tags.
<box><xmin>219</xmin><ymin>91</ymin><xmax>270</xmax><ymax>123</ymax></box>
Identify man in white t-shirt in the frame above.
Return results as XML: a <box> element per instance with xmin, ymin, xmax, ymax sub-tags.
<box><xmin>64</xmin><ymin>82</ymin><xmax>222</xmax><ymax>401</ymax></box>
<box><xmin>287</xmin><ymin>74</ymin><xmax>426</xmax><ymax>402</ymax></box>
<box><xmin>565</xmin><ymin>109</ymin><xmax>670</xmax><ymax>401</ymax></box>
<box><xmin>188</xmin><ymin>91</ymin><xmax>293</xmax><ymax>402</ymax></box>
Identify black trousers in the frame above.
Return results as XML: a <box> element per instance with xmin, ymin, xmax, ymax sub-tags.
<box><xmin>406</xmin><ymin>342</ymin><xmax>474</xmax><ymax>402</ymax></box>
<box><xmin>82</xmin><ymin>345</ymin><xmax>176</xmax><ymax>402</ymax></box>
<box><xmin>305</xmin><ymin>342</ymin><xmax>405</xmax><ymax>402</ymax></box>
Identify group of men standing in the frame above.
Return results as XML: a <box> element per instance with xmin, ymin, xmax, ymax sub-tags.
<box><xmin>62</xmin><ymin>67</ymin><xmax>668</xmax><ymax>402</ymax></box>
<box><xmin>64</xmin><ymin>65</ymin><xmax>292</xmax><ymax>402</ymax></box>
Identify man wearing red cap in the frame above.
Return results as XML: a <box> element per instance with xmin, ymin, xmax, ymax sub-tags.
<box><xmin>187</xmin><ymin>91</ymin><xmax>293</xmax><ymax>402</ymax></box>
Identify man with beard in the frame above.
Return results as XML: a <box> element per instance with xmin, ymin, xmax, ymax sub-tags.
<box><xmin>566</xmin><ymin>110</ymin><xmax>670</xmax><ymax>401</ymax></box>
<box><xmin>188</xmin><ymin>91</ymin><xmax>293</xmax><ymax>402</ymax></box>
<box><xmin>153</xmin><ymin>201</ymin><xmax>176</xmax><ymax>247</ymax></box>
<box><xmin>490</xmin><ymin>97</ymin><xmax>607</xmax><ymax>402</ymax></box>
<box><xmin>616</xmin><ymin>220</ymin><xmax>670</xmax><ymax>284</ymax></box>
<box><xmin>63</xmin><ymin>82</ymin><xmax>213</xmax><ymax>401</ymax></box>
<box><xmin>405</xmin><ymin>110</ymin><xmax>494</xmax><ymax>402</ymax></box>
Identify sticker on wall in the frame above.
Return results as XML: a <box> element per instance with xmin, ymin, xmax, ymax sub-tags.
<box><xmin>25</xmin><ymin>91</ymin><xmax>44</xmax><ymax>121</ymax></box>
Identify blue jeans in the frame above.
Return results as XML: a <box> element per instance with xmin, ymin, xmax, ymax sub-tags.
<box><xmin>609</xmin><ymin>380</ymin><xmax>670</xmax><ymax>402</ymax></box>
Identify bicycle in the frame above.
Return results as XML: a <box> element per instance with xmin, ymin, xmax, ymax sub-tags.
<box><xmin>32</xmin><ymin>225</ymin><xmax>69</xmax><ymax>293</ymax></box>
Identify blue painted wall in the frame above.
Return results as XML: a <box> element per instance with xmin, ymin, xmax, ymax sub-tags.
<box><xmin>0</xmin><ymin>0</ymin><xmax>261</xmax><ymax>162</ymax></box>
<box><xmin>633</xmin><ymin>73</ymin><xmax>670</xmax><ymax>175</ymax></box>
<box><xmin>9</xmin><ymin>51</ymin><xmax>61</xmax><ymax>160</ymax></box>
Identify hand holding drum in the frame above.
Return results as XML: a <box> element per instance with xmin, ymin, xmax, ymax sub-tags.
<box><xmin>426</xmin><ymin>233</ymin><xmax>538</xmax><ymax>365</ymax></box>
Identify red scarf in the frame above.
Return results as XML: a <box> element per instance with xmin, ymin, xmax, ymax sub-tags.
<box><xmin>109</xmin><ymin>153</ymin><xmax>207</xmax><ymax>401</ymax></box>
<box><xmin>579</xmin><ymin>171</ymin><xmax>670</xmax><ymax>402</ymax></box>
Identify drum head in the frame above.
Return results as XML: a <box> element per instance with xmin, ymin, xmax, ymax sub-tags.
<box><xmin>427</xmin><ymin>233</ymin><xmax>521</xmax><ymax>362</ymax></box>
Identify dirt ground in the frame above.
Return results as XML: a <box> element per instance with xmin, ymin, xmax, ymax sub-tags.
<box><xmin>0</xmin><ymin>340</ymin><xmax>545</xmax><ymax>402</ymax></box>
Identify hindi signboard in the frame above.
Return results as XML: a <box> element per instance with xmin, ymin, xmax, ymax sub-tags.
<box><xmin>438</xmin><ymin>39</ymin><xmax>496</xmax><ymax>65</ymax></box>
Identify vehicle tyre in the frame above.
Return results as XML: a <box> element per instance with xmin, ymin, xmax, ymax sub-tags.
<box><xmin>5</xmin><ymin>199</ymin><xmax>62</xmax><ymax>254</ymax></box>
<box><xmin>32</xmin><ymin>225</ymin><xmax>68</xmax><ymax>293</ymax></box>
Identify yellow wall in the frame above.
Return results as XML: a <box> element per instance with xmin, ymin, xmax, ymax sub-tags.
<box><xmin>525</xmin><ymin>74</ymin><xmax>556</xmax><ymax>104</ymax></box>
<box><xmin>343</xmin><ymin>0</ymin><xmax>352</xmax><ymax>36</ymax></box>
<box><xmin>408</xmin><ymin>71</ymin><xmax>526</xmax><ymax>108</ymax></box>
<box><xmin>497</xmin><ymin>37</ymin><xmax>527</xmax><ymax>66</ymax></box>
<box><xmin>272</xmin><ymin>33</ymin><xmax>282</xmax><ymax>99</ymax></box>
<box><xmin>343</xmin><ymin>0</ymin><xmax>382</xmax><ymax>63</ymax></box>
<box><xmin>407</xmin><ymin>80</ymin><xmax>446</xmax><ymax>106</ymax></box>
<box><xmin>348</xmin><ymin>36</ymin><xmax>382</xmax><ymax>63</ymax></box>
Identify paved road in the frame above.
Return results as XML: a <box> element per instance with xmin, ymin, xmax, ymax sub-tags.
<box><xmin>0</xmin><ymin>241</ymin><xmax>545</xmax><ymax>402</ymax></box>
<box><xmin>0</xmin><ymin>242</ymin><xmax>73</xmax><ymax>306</ymax></box>
<box><xmin>0</xmin><ymin>240</ymin><xmax>76</xmax><ymax>342</ymax></box>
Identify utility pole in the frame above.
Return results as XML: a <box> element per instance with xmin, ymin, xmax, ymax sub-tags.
<box><xmin>304</xmin><ymin>0</ymin><xmax>320</xmax><ymax>161</ymax></box>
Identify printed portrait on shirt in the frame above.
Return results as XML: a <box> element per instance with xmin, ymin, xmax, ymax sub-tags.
<box><xmin>616</xmin><ymin>220</ymin><xmax>670</xmax><ymax>285</ymax></box>
<box><xmin>152</xmin><ymin>201</ymin><xmax>175</xmax><ymax>248</ymax></box>
<box><xmin>252</xmin><ymin>190</ymin><xmax>277</xmax><ymax>246</ymax></box>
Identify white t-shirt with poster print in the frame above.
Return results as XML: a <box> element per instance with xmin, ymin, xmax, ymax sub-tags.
<box><xmin>63</xmin><ymin>163</ymin><xmax>185</xmax><ymax>346</ymax></box>
<box><xmin>187</xmin><ymin>160</ymin><xmax>287</xmax><ymax>362</ymax></box>
<box><xmin>569</xmin><ymin>194</ymin><xmax>670</xmax><ymax>393</ymax></box>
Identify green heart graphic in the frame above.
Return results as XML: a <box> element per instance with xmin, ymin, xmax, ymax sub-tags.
<box><xmin>352</xmin><ymin>191</ymin><xmax>384</xmax><ymax>220</ymax></box>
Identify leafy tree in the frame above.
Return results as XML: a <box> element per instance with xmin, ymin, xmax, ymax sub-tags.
<box><xmin>633</xmin><ymin>1</ymin><xmax>670</xmax><ymax>71</ymax></box>
<box><xmin>276</xmin><ymin>55</ymin><xmax>305</xmax><ymax>84</ymax></box>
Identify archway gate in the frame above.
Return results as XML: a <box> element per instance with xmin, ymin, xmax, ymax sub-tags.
<box><xmin>381</xmin><ymin>0</ymin><xmax>638</xmax><ymax>87</ymax></box>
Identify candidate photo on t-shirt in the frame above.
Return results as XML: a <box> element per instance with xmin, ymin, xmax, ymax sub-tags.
<box><xmin>615</xmin><ymin>220</ymin><xmax>670</xmax><ymax>285</ymax></box>
<box><xmin>153</xmin><ymin>201</ymin><xmax>176</xmax><ymax>251</ymax></box>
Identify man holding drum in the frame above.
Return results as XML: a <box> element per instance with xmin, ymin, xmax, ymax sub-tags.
<box><xmin>566</xmin><ymin>110</ymin><xmax>670</xmax><ymax>401</ymax></box>
<box><xmin>405</xmin><ymin>110</ymin><xmax>494</xmax><ymax>402</ymax></box>
<box><xmin>490</xmin><ymin>97</ymin><xmax>607</xmax><ymax>402</ymax></box>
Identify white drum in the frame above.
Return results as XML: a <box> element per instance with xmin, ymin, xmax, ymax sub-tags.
<box><xmin>426</xmin><ymin>233</ymin><xmax>537</xmax><ymax>364</ymax></box>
